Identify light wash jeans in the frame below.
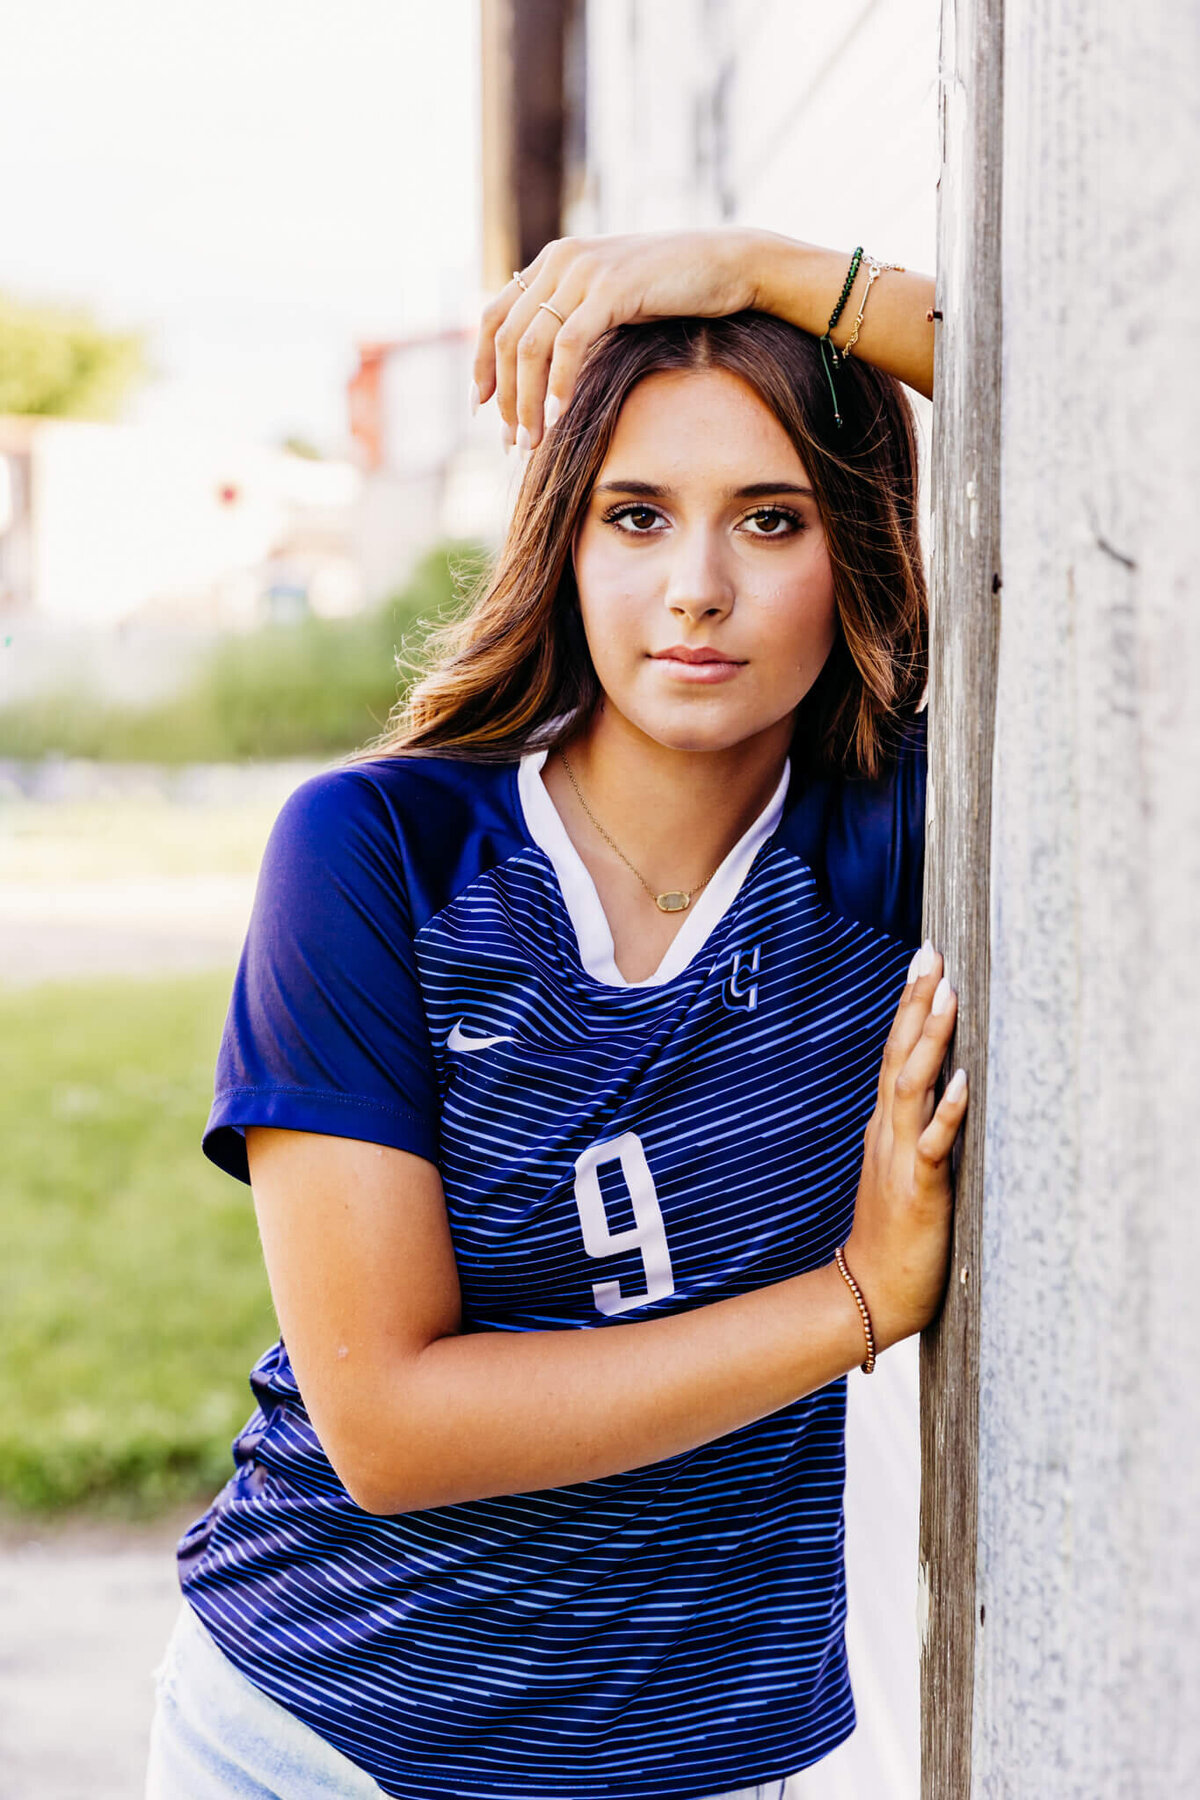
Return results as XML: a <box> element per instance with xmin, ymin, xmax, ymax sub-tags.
<box><xmin>145</xmin><ymin>1599</ymin><xmax>790</xmax><ymax>1800</ymax></box>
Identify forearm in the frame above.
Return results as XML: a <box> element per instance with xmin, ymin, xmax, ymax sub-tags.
<box><xmin>749</xmin><ymin>230</ymin><xmax>936</xmax><ymax>401</ymax></box>
<box><xmin>352</xmin><ymin>1262</ymin><xmax>867</xmax><ymax>1514</ymax></box>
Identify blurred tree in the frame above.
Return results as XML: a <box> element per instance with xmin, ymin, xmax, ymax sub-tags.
<box><xmin>0</xmin><ymin>293</ymin><xmax>145</xmax><ymax>419</ymax></box>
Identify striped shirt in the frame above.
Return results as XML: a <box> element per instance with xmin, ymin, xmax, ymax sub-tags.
<box><xmin>180</xmin><ymin>715</ymin><xmax>926</xmax><ymax>1800</ymax></box>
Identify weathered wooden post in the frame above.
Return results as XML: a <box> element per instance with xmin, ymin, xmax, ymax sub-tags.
<box><xmin>919</xmin><ymin>0</ymin><xmax>1002</xmax><ymax>1789</ymax></box>
<box><xmin>923</xmin><ymin>0</ymin><xmax>1200</xmax><ymax>1792</ymax></box>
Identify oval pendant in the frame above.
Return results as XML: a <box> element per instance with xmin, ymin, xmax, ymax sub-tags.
<box><xmin>655</xmin><ymin>890</ymin><xmax>691</xmax><ymax>913</ymax></box>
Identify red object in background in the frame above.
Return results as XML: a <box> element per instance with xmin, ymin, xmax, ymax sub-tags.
<box><xmin>218</xmin><ymin>483</ymin><xmax>240</xmax><ymax>506</ymax></box>
<box><xmin>348</xmin><ymin>345</ymin><xmax>387</xmax><ymax>471</ymax></box>
<box><xmin>348</xmin><ymin>326</ymin><xmax>474</xmax><ymax>473</ymax></box>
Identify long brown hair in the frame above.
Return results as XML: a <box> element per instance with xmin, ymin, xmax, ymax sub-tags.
<box><xmin>368</xmin><ymin>312</ymin><xmax>926</xmax><ymax>779</ymax></box>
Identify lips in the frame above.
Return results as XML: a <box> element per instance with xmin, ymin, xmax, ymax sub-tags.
<box><xmin>648</xmin><ymin>645</ymin><xmax>747</xmax><ymax>685</ymax></box>
<box><xmin>651</xmin><ymin>646</ymin><xmax>745</xmax><ymax>665</ymax></box>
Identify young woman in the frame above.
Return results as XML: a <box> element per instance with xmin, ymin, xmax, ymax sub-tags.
<box><xmin>146</xmin><ymin>229</ymin><xmax>966</xmax><ymax>1800</ymax></box>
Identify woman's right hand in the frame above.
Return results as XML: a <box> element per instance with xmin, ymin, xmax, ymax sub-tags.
<box><xmin>471</xmin><ymin>230</ymin><xmax>937</xmax><ymax>453</ymax></box>
<box><xmin>843</xmin><ymin>942</ymin><xmax>968</xmax><ymax>1353</ymax></box>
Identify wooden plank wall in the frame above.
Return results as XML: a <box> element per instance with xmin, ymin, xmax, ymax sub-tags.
<box><xmin>919</xmin><ymin>0</ymin><xmax>1003</xmax><ymax>1792</ymax></box>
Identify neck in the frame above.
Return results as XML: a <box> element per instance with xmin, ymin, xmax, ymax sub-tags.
<box><xmin>560</xmin><ymin>703</ymin><xmax>792</xmax><ymax>894</ymax></box>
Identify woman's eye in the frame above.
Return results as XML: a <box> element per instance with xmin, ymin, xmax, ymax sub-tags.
<box><xmin>606</xmin><ymin>504</ymin><xmax>663</xmax><ymax>534</ymax></box>
<box><xmin>741</xmin><ymin>507</ymin><xmax>802</xmax><ymax>537</ymax></box>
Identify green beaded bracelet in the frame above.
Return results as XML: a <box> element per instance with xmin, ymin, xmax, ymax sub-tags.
<box><xmin>818</xmin><ymin>245</ymin><xmax>863</xmax><ymax>429</ymax></box>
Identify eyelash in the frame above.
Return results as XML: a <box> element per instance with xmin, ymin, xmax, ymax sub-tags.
<box><xmin>600</xmin><ymin>503</ymin><xmax>806</xmax><ymax>539</ymax></box>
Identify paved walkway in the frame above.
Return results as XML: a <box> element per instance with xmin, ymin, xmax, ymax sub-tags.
<box><xmin>0</xmin><ymin>872</ymin><xmax>257</xmax><ymax>986</ymax></box>
<box><xmin>0</xmin><ymin>1508</ymin><xmax>197</xmax><ymax>1800</ymax></box>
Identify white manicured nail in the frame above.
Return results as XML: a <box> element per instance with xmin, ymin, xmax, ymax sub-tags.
<box><xmin>916</xmin><ymin>939</ymin><xmax>937</xmax><ymax>977</ymax></box>
<box><xmin>906</xmin><ymin>949</ymin><xmax>922</xmax><ymax>984</ymax></box>
<box><xmin>469</xmin><ymin>379</ymin><xmax>480</xmax><ymax>416</ymax></box>
<box><xmin>931</xmin><ymin>976</ymin><xmax>953</xmax><ymax>1015</ymax></box>
<box><xmin>500</xmin><ymin>419</ymin><xmax>515</xmax><ymax>451</ymax></box>
<box><xmin>945</xmin><ymin>1067</ymin><xmax>968</xmax><ymax>1102</ymax></box>
<box><xmin>515</xmin><ymin>423</ymin><xmax>532</xmax><ymax>456</ymax></box>
<box><xmin>544</xmin><ymin>394</ymin><xmax>561</xmax><ymax>429</ymax></box>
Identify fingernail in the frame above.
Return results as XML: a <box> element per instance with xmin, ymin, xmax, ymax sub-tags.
<box><xmin>515</xmin><ymin>423</ymin><xmax>531</xmax><ymax>456</ymax></box>
<box><xmin>500</xmin><ymin>419</ymin><xmax>515</xmax><ymax>451</ymax></box>
<box><xmin>906</xmin><ymin>949</ymin><xmax>922</xmax><ymax>985</ymax></box>
<box><xmin>931</xmin><ymin>976</ymin><xmax>953</xmax><ymax>1015</ymax></box>
<box><xmin>916</xmin><ymin>939</ymin><xmax>937</xmax><ymax>977</ymax></box>
<box><xmin>945</xmin><ymin>1067</ymin><xmax>968</xmax><ymax>1102</ymax></box>
<box><xmin>544</xmin><ymin>394</ymin><xmax>561</xmax><ymax>429</ymax></box>
<box><xmin>469</xmin><ymin>380</ymin><xmax>480</xmax><ymax>416</ymax></box>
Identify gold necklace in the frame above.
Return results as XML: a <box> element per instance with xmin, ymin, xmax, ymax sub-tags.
<box><xmin>558</xmin><ymin>751</ymin><xmax>722</xmax><ymax>913</ymax></box>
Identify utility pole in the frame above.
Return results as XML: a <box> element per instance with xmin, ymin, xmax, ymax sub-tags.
<box><xmin>480</xmin><ymin>0</ymin><xmax>572</xmax><ymax>287</ymax></box>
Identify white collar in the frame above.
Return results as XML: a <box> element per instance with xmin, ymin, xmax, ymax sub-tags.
<box><xmin>517</xmin><ymin>749</ymin><xmax>790</xmax><ymax>989</ymax></box>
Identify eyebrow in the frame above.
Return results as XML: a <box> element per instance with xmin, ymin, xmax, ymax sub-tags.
<box><xmin>593</xmin><ymin>479</ymin><xmax>815</xmax><ymax>500</ymax></box>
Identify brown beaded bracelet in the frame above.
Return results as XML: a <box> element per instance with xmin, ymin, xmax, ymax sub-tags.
<box><xmin>833</xmin><ymin>1245</ymin><xmax>877</xmax><ymax>1374</ymax></box>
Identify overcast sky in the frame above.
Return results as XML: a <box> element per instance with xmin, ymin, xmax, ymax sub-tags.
<box><xmin>1</xmin><ymin>0</ymin><xmax>480</xmax><ymax>450</ymax></box>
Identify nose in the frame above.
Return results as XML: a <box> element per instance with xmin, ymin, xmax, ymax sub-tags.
<box><xmin>662</xmin><ymin>526</ymin><xmax>735</xmax><ymax>625</ymax></box>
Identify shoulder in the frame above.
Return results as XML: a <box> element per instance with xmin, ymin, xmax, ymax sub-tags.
<box><xmin>264</xmin><ymin>753</ymin><xmax>531</xmax><ymax>933</ymax></box>
<box><xmin>273</xmin><ymin>753</ymin><xmax>520</xmax><ymax>836</ymax></box>
<box><xmin>779</xmin><ymin>710</ymin><xmax>927</xmax><ymax>942</ymax></box>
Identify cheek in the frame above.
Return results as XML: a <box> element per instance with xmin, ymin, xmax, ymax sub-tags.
<box><xmin>574</xmin><ymin>537</ymin><xmax>656</xmax><ymax>657</ymax></box>
<box><xmin>755</xmin><ymin>560</ymin><xmax>838</xmax><ymax>668</ymax></box>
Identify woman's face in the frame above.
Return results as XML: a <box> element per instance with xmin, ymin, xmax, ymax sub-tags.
<box><xmin>572</xmin><ymin>366</ymin><xmax>838</xmax><ymax>755</ymax></box>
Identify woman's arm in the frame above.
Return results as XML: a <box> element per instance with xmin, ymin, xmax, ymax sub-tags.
<box><xmin>472</xmin><ymin>229</ymin><xmax>935</xmax><ymax>453</ymax></box>
<box><xmin>247</xmin><ymin>950</ymin><xmax>965</xmax><ymax>1517</ymax></box>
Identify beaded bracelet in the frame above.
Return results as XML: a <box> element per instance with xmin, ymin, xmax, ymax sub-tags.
<box><xmin>818</xmin><ymin>246</ymin><xmax>863</xmax><ymax>430</ymax></box>
<box><xmin>833</xmin><ymin>1244</ymin><xmax>877</xmax><ymax>1373</ymax></box>
<box><xmin>841</xmin><ymin>253</ymin><xmax>906</xmax><ymax>358</ymax></box>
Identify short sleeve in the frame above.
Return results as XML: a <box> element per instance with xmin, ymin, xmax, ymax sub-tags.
<box><xmin>781</xmin><ymin>708</ymin><xmax>927</xmax><ymax>943</ymax></box>
<box><xmin>202</xmin><ymin>767</ymin><xmax>440</xmax><ymax>1184</ymax></box>
<box><xmin>877</xmin><ymin>708</ymin><xmax>928</xmax><ymax>943</ymax></box>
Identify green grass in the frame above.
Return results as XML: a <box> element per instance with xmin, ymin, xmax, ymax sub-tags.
<box><xmin>0</xmin><ymin>972</ymin><xmax>279</xmax><ymax>1516</ymax></box>
<box><xmin>0</xmin><ymin>540</ymin><xmax>488</xmax><ymax>764</ymax></box>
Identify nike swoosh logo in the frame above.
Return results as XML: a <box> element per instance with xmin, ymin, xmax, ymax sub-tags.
<box><xmin>446</xmin><ymin>1021</ymin><xmax>517</xmax><ymax>1053</ymax></box>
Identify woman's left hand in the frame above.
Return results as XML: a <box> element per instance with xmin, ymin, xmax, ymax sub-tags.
<box><xmin>471</xmin><ymin>228</ymin><xmax>780</xmax><ymax>453</ymax></box>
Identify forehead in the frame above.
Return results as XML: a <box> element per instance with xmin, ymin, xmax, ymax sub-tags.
<box><xmin>598</xmin><ymin>366</ymin><xmax>809</xmax><ymax>487</ymax></box>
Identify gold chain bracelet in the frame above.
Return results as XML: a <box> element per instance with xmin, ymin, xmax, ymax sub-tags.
<box><xmin>840</xmin><ymin>253</ymin><xmax>906</xmax><ymax>359</ymax></box>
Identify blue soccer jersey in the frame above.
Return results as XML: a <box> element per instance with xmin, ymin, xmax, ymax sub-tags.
<box><xmin>181</xmin><ymin>715</ymin><xmax>926</xmax><ymax>1800</ymax></box>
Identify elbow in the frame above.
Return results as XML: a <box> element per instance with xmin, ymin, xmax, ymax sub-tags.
<box><xmin>336</xmin><ymin>1436</ymin><xmax>487</xmax><ymax>1517</ymax></box>
<box><xmin>309</xmin><ymin>1344</ymin><xmax>466</xmax><ymax>1516</ymax></box>
<box><xmin>343</xmin><ymin>1472</ymin><xmax>407</xmax><ymax>1517</ymax></box>
<box><xmin>325</xmin><ymin>1429</ymin><xmax>425</xmax><ymax>1517</ymax></box>
<box><xmin>324</xmin><ymin>1414</ymin><xmax>452</xmax><ymax>1518</ymax></box>
<box><xmin>330</xmin><ymin>1443</ymin><xmax>389</xmax><ymax>1514</ymax></box>
<box><xmin>343</xmin><ymin>1465</ymin><xmax>461</xmax><ymax>1518</ymax></box>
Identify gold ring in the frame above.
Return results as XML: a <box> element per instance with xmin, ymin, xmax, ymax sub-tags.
<box><xmin>512</xmin><ymin>269</ymin><xmax>529</xmax><ymax>291</ymax></box>
<box><xmin>538</xmin><ymin>301</ymin><xmax>566</xmax><ymax>325</ymax></box>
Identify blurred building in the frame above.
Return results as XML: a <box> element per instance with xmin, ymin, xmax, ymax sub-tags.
<box><xmin>0</xmin><ymin>416</ymin><xmax>368</xmax><ymax>706</ymax></box>
<box><xmin>347</xmin><ymin>326</ymin><xmax>512</xmax><ymax>604</ymax></box>
<box><xmin>480</xmin><ymin>0</ymin><xmax>935</xmax><ymax>272</ymax></box>
<box><xmin>0</xmin><ymin>417</ymin><xmax>362</xmax><ymax>632</ymax></box>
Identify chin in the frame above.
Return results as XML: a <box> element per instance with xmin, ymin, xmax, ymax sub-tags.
<box><xmin>632</xmin><ymin>709</ymin><xmax>779</xmax><ymax>757</ymax></box>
